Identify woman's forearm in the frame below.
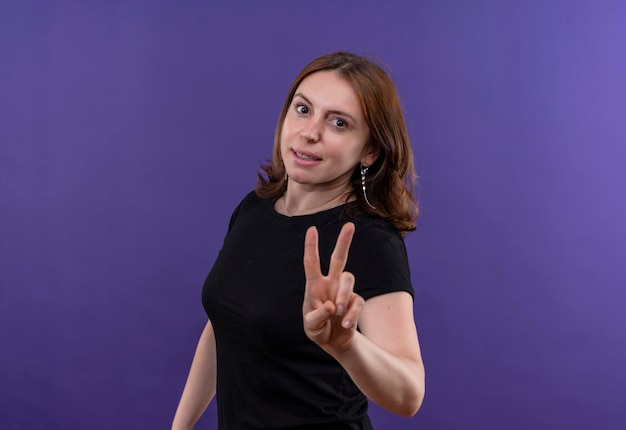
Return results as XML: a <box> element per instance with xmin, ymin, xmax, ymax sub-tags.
<box><xmin>172</xmin><ymin>320</ymin><xmax>217</xmax><ymax>430</ymax></box>
<box><xmin>326</xmin><ymin>331</ymin><xmax>425</xmax><ymax>417</ymax></box>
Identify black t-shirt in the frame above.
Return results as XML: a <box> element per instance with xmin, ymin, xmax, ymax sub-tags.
<box><xmin>202</xmin><ymin>191</ymin><xmax>414</xmax><ymax>429</ymax></box>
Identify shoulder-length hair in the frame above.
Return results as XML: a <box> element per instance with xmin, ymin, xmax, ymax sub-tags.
<box><xmin>256</xmin><ymin>52</ymin><xmax>418</xmax><ymax>235</ymax></box>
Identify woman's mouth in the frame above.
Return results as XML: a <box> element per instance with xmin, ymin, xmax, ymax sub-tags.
<box><xmin>294</xmin><ymin>150</ymin><xmax>322</xmax><ymax>161</ymax></box>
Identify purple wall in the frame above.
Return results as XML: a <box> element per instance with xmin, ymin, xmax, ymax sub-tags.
<box><xmin>1</xmin><ymin>1</ymin><xmax>625</xmax><ymax>429</ymax></box>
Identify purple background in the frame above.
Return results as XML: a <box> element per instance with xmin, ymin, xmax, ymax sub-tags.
<box><xmin>1</xmin><ymin>1</ymin><xmax>625</xmax><ymax>429</ymax></box>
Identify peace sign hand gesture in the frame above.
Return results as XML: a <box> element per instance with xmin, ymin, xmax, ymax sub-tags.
<box><xmin>302</xmin><ymin>223</ymin><xmax>365</xmax><ymax>354</ymax></box>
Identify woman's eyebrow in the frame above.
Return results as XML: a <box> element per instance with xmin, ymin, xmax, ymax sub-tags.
<box><xmin>293</xmin><ymin>93</ymin><xmax>357</xmax><ymax>123</ymax></box>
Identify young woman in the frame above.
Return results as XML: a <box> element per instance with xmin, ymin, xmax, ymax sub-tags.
<box><xmin>172</xmin><ymin>52</ymin><xmax>425</xmax><ymax>429</ymax></box>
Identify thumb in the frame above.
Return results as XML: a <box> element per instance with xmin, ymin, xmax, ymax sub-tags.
<box><xmin>304</xmin><ymin>301</ymin><xmax>335</xmax><ymax>331</ymax></box>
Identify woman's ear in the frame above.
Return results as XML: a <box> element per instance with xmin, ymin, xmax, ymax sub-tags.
<box><xmin>361</xmin><ymin>144</ymin><xmax>380</xmax><ymax>167</ymax></box>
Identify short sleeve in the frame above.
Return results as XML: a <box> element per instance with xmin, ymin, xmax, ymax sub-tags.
<box><xmin>346</xmin><ymin>219</ymin><xmax>414</xmax><ymax>301</ymax></box>
<box><xmin>226</xmin><ymin>191</ymin><xmax>257</xmax><ymax>232</ymax></box>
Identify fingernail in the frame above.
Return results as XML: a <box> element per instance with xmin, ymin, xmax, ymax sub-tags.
<box><xmin>342</xmin><ymin>319</ymin><xmax>351</xmax><ymax>328</ymax></box>
<box><xmin>336</xmin><ymin>304</ymin><xmax>344</xmax><ymax>316</ymax></box>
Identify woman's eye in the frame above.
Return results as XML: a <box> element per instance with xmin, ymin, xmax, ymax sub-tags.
<box><xmin>295</xmin><ymin>104</ymin><xmax>309</xmax><ymax>114</ymax></box>
<box><xmin>333</xmin><ymin>118</ymin><xmax>347</xmax><ymax>128</ymax></box>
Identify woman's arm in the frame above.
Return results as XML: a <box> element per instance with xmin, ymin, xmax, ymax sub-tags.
<box><xmin>172</xmin><ymin>320</ymin><xmax>217</xmax><ymax>430</ymax></box>
<box><xmin>325</xmin><ymin>291</ymin><xmax>424</xmax><ymax>417</ymax></box>
<box><xmin>302</xmin><ymin>224</ymin><xmax>424</xmax><ymax>417</ymax></box>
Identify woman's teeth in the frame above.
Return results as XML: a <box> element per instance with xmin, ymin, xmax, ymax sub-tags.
<box><xmin>296</xmin><ymin>152</ymin><xmax>318</xmax><ymax>161</ymax></box>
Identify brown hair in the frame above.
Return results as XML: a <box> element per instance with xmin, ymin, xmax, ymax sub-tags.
<box><xmin>256</xmin><ymin>52</ymin><xmax>418</xmax><ymax>234</ymax></box>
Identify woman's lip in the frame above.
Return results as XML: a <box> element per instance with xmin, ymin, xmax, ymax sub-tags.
<box><xmin>292</xmin><ymin>149</ymin><xmax>322</xmax><ymax>161</ymax></box>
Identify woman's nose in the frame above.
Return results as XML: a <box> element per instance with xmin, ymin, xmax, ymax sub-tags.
<box><xmin>300</xmin><ymin>118</ymin><xmax>321</xmax><ymax>143</ymax></box>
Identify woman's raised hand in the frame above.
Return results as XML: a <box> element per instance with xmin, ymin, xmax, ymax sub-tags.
<box><xmin>302</xmin><ymin>223</ymin><xmax>365</xmax><ymax>353</ymax></box>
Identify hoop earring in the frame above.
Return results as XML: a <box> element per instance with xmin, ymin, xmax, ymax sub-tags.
<box><xmin>360</xmin><ymin>164</ymin><xmax>376</xmax><ymax>210</ymax></box>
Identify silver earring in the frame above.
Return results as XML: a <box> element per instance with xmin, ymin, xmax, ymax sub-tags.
<box><xmin>361</xmin><ymin>164</ymin><xmax>376</xmax><ymax>210</ymax></box>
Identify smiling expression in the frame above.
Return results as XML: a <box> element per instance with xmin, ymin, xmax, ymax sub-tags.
<box><xmin>280</xmin><ymin>70</ymin><xmax>378</xmax><ymax>192</ymax></box>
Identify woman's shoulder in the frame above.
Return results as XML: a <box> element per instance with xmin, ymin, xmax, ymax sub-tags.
<box><xmin>239</xmin><ymin>190</ymin><xmax>262</xmax><ymax>205</ymax></box>
<box><xmin>226</xmin><ymin>190</ymin><xmax>266</xmax><ymax>230</ymax></box>
<box><xmin>233</xmin><ymin>190</ymin><xmax>269</xmax><ymax>212</ymax></box>
<box><xmin>346</xmin><ymin>209</ymin><xmax>403</xmax><ymax>241</ymax></box>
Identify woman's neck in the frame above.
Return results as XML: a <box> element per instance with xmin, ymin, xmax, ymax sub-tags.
<box><xmin>278</xmin><ymin>185</ymin><xmax>353</xmax><ymax>217</ymax></box>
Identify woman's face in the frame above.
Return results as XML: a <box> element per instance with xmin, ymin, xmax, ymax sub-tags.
<box><xmin>280</xmin><ymin>70</ymin><xmax>377</xmax><ymax>192</ymax></box>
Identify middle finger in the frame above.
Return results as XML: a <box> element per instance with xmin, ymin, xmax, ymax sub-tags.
<box><xmin>328</xmin><ymin>222</ymin><xmax>355</xmax><ymax>278</ymax></box>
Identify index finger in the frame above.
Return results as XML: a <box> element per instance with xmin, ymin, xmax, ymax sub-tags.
<box><xmin>328</xmin><ymin>222</ymin><xmax>355</xmax><ymax>278</ymax></box>
<box><xmin>303</xmin><ymin>226</ymin><xmax>323</xmax><ymax>281</ymax></box>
